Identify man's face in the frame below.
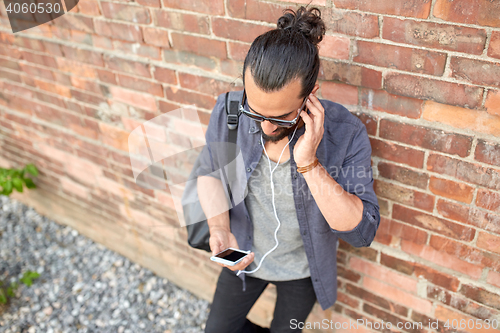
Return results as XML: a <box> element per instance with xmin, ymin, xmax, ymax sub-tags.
<box><xmin>243</xmin><ymin>68</ymin><xmax>306</xmax><ymax>143</ymax></box>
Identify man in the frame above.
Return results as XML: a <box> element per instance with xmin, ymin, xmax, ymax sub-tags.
<box><xmin>194</xmin><ymin>6</ymin><xmax>380</xmax><ymax>333</ymax></box>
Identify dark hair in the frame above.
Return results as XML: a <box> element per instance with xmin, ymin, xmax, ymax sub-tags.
<box><xmin>242</xmin><ymin>6</ymin><xmax>326</xmax><ymax>99</ymax></box>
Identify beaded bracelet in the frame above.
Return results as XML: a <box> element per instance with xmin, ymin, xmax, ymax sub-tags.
<box><xmin>297</xmin><ymin>158</ymin><xmax>319</xmax><ymax>174</ymax></box>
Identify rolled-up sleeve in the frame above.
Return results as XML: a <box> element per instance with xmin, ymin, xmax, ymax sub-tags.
<box><xmin>331</xmin><ymin>121</ymin><xmax>380</xmax><ymax>247</ymax></box>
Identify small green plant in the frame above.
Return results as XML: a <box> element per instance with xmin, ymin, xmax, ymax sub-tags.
<box><xmin>0</xmin><ymin>163</ymin><xmax>38</xmax><ymax>195</ymax></box>
<box><xmin>0</xmin><ymin>271</ymin><xmax>41</xmax><ymax>304</ymax></box>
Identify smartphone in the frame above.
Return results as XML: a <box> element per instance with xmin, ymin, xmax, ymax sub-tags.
<box><xmin>210</xmin><ymin>248</ymin><xmax>251</xmax><ymax>266</ymax></box>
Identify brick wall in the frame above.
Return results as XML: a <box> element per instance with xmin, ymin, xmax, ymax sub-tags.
<box><xmin>0</xmin><ymin>0</ymin><xmax>499</xmax><ymax>332</ymax></box>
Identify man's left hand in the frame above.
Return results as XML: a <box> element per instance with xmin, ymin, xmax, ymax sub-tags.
<box><xmin>293</xmin><ymin>92</ymin><xmax>325</xmax><ymax>167</ymax></box>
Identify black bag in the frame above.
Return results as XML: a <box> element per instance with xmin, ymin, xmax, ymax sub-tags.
<box><xmin>183</xmin><ymin>92</ymin><xmax>241</xmax><ymax>252</ymax></box>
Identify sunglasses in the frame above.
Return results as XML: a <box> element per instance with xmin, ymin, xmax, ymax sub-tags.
<box><xmin>239</xmin><ymin>90</ymin><xmax>308</xmax><ymax>128</ymax></box>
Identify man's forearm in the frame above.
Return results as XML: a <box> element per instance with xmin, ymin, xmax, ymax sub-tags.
<box><xmin>197</xmin><ymin>176</ymin><xmax>231</xmax><ymax>232</ymax></box>
<box><xmin>302</xmin><ymin>163</ymin><xmax>364</xmax><ymax>231</ymax></box>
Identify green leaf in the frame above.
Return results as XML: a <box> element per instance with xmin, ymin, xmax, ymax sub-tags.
<box><xmin>27</xmin><ymin>271</ymin><xmax>40</xmax><ymax>279</ymax></box>
<box><xmin>20</xmin><ymin>277</ymin><xmax>33</xmax><ymax>287</ymax></box>
<box><xmin>4</xmin><ymin>180</ymin><xmax>12</xmax><ymax>193</ymax></box>
<box><xmin>22</xmin><ymin>178</ymin><xmax>36</xmax><ymax>189</ymax></box>
<box><xmin>6</xmin><ymin>287</ymin><xmax>14</xmax><ymax>297</ymax></box>
<box><xmin>25</xmin><ymin>164</ymin><xmax>39</xmax><ymax>177</ymax></box>
<box><xmin>12</xmin><ymin>178</ymin><xmax>23</xmax><ymax>192</ymax></box>
<box><xmin>0</xmin><ymin>290</ymin><xmax>6</xmax><ymax>304</ymax></box>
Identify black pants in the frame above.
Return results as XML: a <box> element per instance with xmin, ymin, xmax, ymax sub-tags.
<box><xmin>205</xmin><ymin>267</ymin><xmax>317</xmax><ymax>333</ymax></box>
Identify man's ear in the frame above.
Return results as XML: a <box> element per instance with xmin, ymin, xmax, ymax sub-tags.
<box><xmin>312</xmin><ymin>83</ymin><xmax>319</xmax><ymax>95</ymax></box>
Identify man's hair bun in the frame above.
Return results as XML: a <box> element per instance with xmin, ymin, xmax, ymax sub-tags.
<box><xmin>277</xmin><ymin>6</ymin><xmax>326</xmax><ymax>46</ymax></box>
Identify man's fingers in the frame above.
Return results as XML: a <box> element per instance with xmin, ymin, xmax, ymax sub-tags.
<box><xmin>225</xmin><ymin>252</ymin><xmax>255</xmax><ymax>271</ymax></box>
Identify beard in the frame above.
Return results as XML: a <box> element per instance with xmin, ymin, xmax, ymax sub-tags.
<box><xmin>258</xmin><ymin>120</ymin><xmax>300</xmax><ymax>143</ymax></box>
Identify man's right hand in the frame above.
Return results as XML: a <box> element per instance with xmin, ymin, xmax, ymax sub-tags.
<box><xmin>209</xmin><ymin>227</ymin><xmax>255</xmax><ymax>272</ymax></box>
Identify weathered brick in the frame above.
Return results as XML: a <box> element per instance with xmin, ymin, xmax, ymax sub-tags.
<box><xmin>352</xmin><ymin>112</ymin><xmax>377</xmax><ymax>136</ymax></box>
<box><xmin>319</xmin><ymin>35</ymin><xmax>350</xmax><ymax>60</ymax></box>
<box><xmin>377</xmin><ymin>162</ymin><xmax>429</xmax><ymax>189</ymax></box>
<box><xmin>155</xmin><ymin>10</ymin><xmax>210</xmax><ymax>35</ymax></box>
<box><xmin>429</xmin><ymin>176</ymin><xmax>474</xmax><ymax>204</ymax></box>
<box><xmin>324</xmin><ymin>9</ymin><xmax>379</xmax><ymax>38</ymax></box>
<box><xmin>178</xmin><ymin>73</ymin><xmax>233</xmax><ymax>96</ymax></box>
<box><xmin>54</xmin><ymin>14</ymin><xmax>94</xmax><ymax>34</ymax></box>
<box><xmin>60</xmin><ymin>45</ymin><xmax>104</xmax><ymax>67</ymax></box>
<box><xmin>393</xmin><ymin>204</ymin><xmax>475</xmax><ymax>241</ymax></box>
<box><xmin>33</xmin><ymin>79</ymin><xmax>71</xmax><ymax>98</ymax></box>
<box><xmin>163</xmin><ymin>49</ymin><xmax>217</xmax><ymax>72</ymax></box>
<box><xmin>379</xmin><ymin>119</ymin><xmax>472</xmax><ymax>157</ymax></box>
<box><xmin>336</xmin><ymin>291</ymin><xmax>359</xmax><ymax>308</ymax></box>
<box><xmin>338</xmin><ymin>239</ymin><xmax>378</xmax><ymax>261</ymax></box>
<box><xmin>105</xmin><ymin>56</ymin><xmax>151</xmax><ymax>78</ymax></box>
<box><xmin>416</xmin><ymin>265</ymin><xmax>461</xmax><ymax>292</ymax></box>
<box><xmin>70</xmin><ymin>90</ymin><xmax>107</xmax><ymax>106</ymax></box>
<box><xmin>117</xmin><ymin>74</ymin><xmax>163</xmax><ymax>97</ymax></box>
<box><xmin>227</xmin><ymin>0</ymin><xmax>288</xmax><ymax>24</ymax></box>
<box><xmin>99</xmin><ymin>122</ymin><xmax>130</xmax><ymax>151</ymax></box>
<box><xmin>77</xmin><ymin>0</ymin><xmax>101</xmax><ymax>16</ymax></box>
<box><xmin>354</xmin><ymin>41</ymin><xmax>446</xmax><ymax>76</ymax></box>
<box><xmin>162</xmin><ymin>0</ymin><xmax>224</xmax><ymax>15</ymax></box>
<box><xmin>0</xmin><ymin>70</ymin><xmax>22</xmax><ymax>83</ymax></box>
<box><xmin>459</xmin><ymin>284</ymin><xmax>500</xmax><ymax>310</ymax></box>
<box><xmin>383</xmin><ymin>17</ymin><xmax>487</xmax><ymax>55</ymax></box>
<box><xmin>109</xmin><ymin>86</ymin><xmax>157</xmax><ymax>112</ymax></box>
<box><xmin>320</xmin><ymin>60</ymin><xmax>382</xmax><ymax>89</ymax></box>
<box><xmin>434</xmin><ymin>0</ymin><xmax>500</xmax><ymax>28</ymax></box>
<box><xmin>0</xmin><ymin>45</ymin><xmax>22</xmax><ymax>59</ymax></box>
<box><xmin>21</xmin><ymin>51</ymin><xmax>58</xmax><ymax>68</ymax></box>
<box><xmin>143</xmin><ymin>27</ymin><xmax>170</xmax><ymax>48</ymax></box>
<box><xmin>437</xmin><ymin>199</ymin><xmax>500</xmax><ymax>235</ymax></box>
<box><xmin>451</xmin><ymin>57</ymin><xmax>500</xmax><ymax>88</ymax></box>
<box><xmin>346</xmin><ymin>283</ymin><xmax>408</xmax><ymax>316</ymax></box>
<box><xmin>212</xmin><ymin>17</ymin><xmax>271</xmax><ymax>44</ymax></box>
<box><xmin>476</xmin><ymin>188</ymin><xmax>500</xmax><ymax>214</ymax></box>
<box><xmin>101</xmin><ymin>2</ymin><xmax>151</xmax><ymax>24</ymax></box>
<box><xmin>321</xmin><ymin>81</ymin><xmax>358</xmax><ymax>105</ymax></box>
<box><xmin>475</xmin><ymin>139</ymin><xmax>500</xmax><ymax>167</ymax></box>
<box><xmin>96</xmin><ymin>69</ymin><xmax>116</xmax><ymax>85</ymax></box>
<box><xmin>165</xmin><ymin>87</ymin><xmax>217</xmax><ymax>110</ymax></box>
<box><xmin>485</xmin><ymin>89</ymin><xmax>500</xmax><ymax>117</ymax></box>
<box><xmin>19</xmin><ymin>63</ymin><xmax>54</xmax><ymax>81</ymax></box>
<box><xmin>489</xmin><ymin>31</ymin><xmax>500</xmax><ymax>59</ymax></box>
<box><xmin>401</xmin><ymin>240</ymin><xmax>483</xmax><ymax>279</ymax></box>
<box><xmin>427</xmin><ymin>153</ymin><xmax>500</xmax><ymax>191</ymax></box>
<box><xmin>370</xmin><ymin>138</ymin><xmax>425</xmax><ymax>168</ymax></box>
<box><xmin>487</xmin><ymin>270</ymin><xmax>500</xmax><ymax>288</ymax></box>
<box><xmin>376</xmin><ymin>217</ymin><xmax>428</xmax><ymax>246</ymax></box>
<box><xmin>113</xmin><ymin>41</ymin><xmax>161</xmax><ymax>61</ymax></box>
<box><xmin>477</xmin><ymin>231</ymin><xmax>500</xmax><ymax>255</ymax></box>
<box><xmin>153</xmin><ymin>66</ymin><xmax>177</xmax><ymax>85</ymax></box>
<box><xmin>375</xmin><ymin>179</ymin><xmax>434</xmax><ymax>212</ymax></box>
<box><xmin>334</xmin><ymin>0</ymin><xmax>431</xmax><ymax>18</ymax></box>
<box><xmin>94</xmin><ymin>20</ymin><xmax>143</xmax><ymax>42</ymax></box>
<box><xmin>171</xmin><ymin>33</ymin><xmax>226</xmax><ymax>59</ymax></box>
<box><xmin>220</xmin><ymin>59</ymin><xmax>243</xmax><ymax>78</ymax></box>
<box><xmin>136</xmin><ymin>0</ymin><xmax>160</xmax><ymax>8</ymax></box>
<box><xmin>360</xmin><ymin>88</ymin><xmax>422</xmax><ymax>119</ymax></box>
<box><xmin>385</xmin><ymin>73</ymin><xmax>484</xmax><ymax>109</ymax></box>
<box><xmin>337</xmin><ymin>265</ymin><xmax>361</xmax><ymax>282</ymax></box>
<box><xmin>423</xmin><ymin>101</ymin><xmax>500</xmax><ymax>137</ymax></box>
<box><xmin>227</xmin><ymin>42</ymin><xmax>251</xmax><ymax>62</ymax></box>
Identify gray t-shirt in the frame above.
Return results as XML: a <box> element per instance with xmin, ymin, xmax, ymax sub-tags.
<box><xmin>244</xmin><ymin>153</ymin><xmax>310</xmax><ymax>281</ymax></box>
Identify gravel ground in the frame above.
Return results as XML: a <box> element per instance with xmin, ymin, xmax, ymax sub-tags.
<box><xmin>0</xmin><ymin>195</ymin><xmax>210</xmax><ymax>333</ymax></box>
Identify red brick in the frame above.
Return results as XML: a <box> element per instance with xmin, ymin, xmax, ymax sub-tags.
<box><xmin>113</xmin><ymin>41</ymin><xmax>161</xmax><ymax>60</ymax></box>
<box><xmin>60</xmin><ymin>45</ymin><xmax>103</xmax><ymax>67</ymax></box>
<box><xmin>346</xmin><ymin>283</ymin><xmax>408</xmax><ymax>316</ymax></box>
<box><xmin>437</xmin><ymin>199</ymin><xmax>500</xmax><ymax>235</ymax></box>
<box><xmin>324</xmin><ymin>9</ymin><xmax>379</xmax><ymax>38</ymax></box>
<box><xmin>429</xmin><ymin>176</ymin><xmax>474</xmax><ymax>204</ymax></box>
<box><xmin>143</xmin><ymin>27</ymin><xmax>170</xmax><ymax>48</ymax></box>
<box><xmin>430</xmin><ymin>235</ymin><xmax>500</xmax><ymax>272</ymax></box>
<box><xmin>220</xmin><ymin>59</ymin><xmax>243</xmax><ymax>78</ymax></box>
<box><xmin>383</xmin><ymin>17</ymin><xmax>487</xmax><ymax>55</ymax></box>
<box><xmin>355</xmin><ymin>41</ymin><xmax>446</xmax><ymax>76</ymax></box>
<box><xmin>41</xmin><ymin>41</ymin><xmax>63</xmax><ymax>57</ymax></box>
<box><xmin>94</xmin><ymin>20</ymin><xmax>142</xmax><ymax>42</ymax></box>
<box><xmin>375</xmin><ymin>179</ymin><xmax>434</xmax><ymax>212</ymax></box>
<box><xmin>423</xmin><ymin>101</ymin><xmax>500</xmax><ymax>137</ymax></box>
<box><xmin>109</xmin><ymin>86</ymin><xmax>157</xmax><ymax>112</ymax></box>
<box><xmin>227</xmin><ymin>0</ymin><xmax>287</xmax><ymax>24</ymax></box>
<box><xmin>21</xmin><ymin>51</ymin><xmax>58</xmax><ymax>68</ymax></box>
<box><xmin>99</xmin><ymin>122</ymin><xmax>131</xmax><ymax>152</ymax></box>
<box><xmin>336</xmin><ymin>291</ymin><xmax>359</xmax><ymax>308</ymax></box>
<box><xmin>485</xmin><ymin>89</ymin><xmax>500</xmax><ymax>117</ymax></box>
<box><xmin>360</xmin><ymin>89</ymin><xmax>422</xmax><ymax>119</ymax></box>
<box><xmin>0</xmin><ymin>58</ymin><xmax>19</xmax><ymax>71</ymax></box>
<box><xmin>320</xmin><ymin>60</ymin><xmax>382</xmax><ymax>89</ymax></box>
<box><xmin>451</xmin><ymin>57</ymin><xmax>500</xmax><ymax>88</ymax></box>
<box><xmin>363</xmin><ymin>304</ymin><xmax>418</xmax><ymax>330</ymax></box>
<box><xmin>487</xmin><ymin>270</ymin><xmax>500</xmax><ymax>288</ymax></box>
<box><xmin>0</xmin><ymin>70</ymin><xmax>21</xmax><ymax>83</ymax></box>
<box><xmin>70</xmin><ymin>90</ymin><xmax>106</xmax><ymax>106</ymax></box>
<box><xmin>318</xmin><ymin>35</ymin><xmax>350</xmax><ymax>60</ymax></box>
<box><xmin>212</xmin><ymin>18</ymin><xmax>271</xmax><ymax>44</ymax></box>
<box><xmin>156</xmin><ymin>10</ymin><xmax>210</xmax><ymax>35</ymax></box>
<box><xmin>153</xmin><ymin>66</ymin><xmax>177</xmax><ymax>85</ymax></box>
<box><xmin>12</xmin><ymin>36</ymin><xmax>44</xmax><ymax>52</ymax></box>
<box><xmin>370</xmin><ymin>138</ymin><xmax>425</xmax><ymax>168</ymax></box>
<box><xmin>54</xmin><ymin>14</ymin><xmax>95</xmax><ymax>34</ymax></box>
<box><xmin>338</xmin><ymin>239</ymin><xmax>378</xmax><ymax>261</ymax></box>
<box><xmin>380</xmin><ymin>119</ymin><xmax>472</xmax><ymax>158</ymax></box>
<box><xmin>416</xmin><ymin>265</ymin><xmax>460</xmax><ymax>292</ymax></box>
<box><xmin>427</xmin><ymin>153</ymin><xmax>500</xmax><ymax>191</ymax></box>
<box><xmin>460</xmin><ymin>284</ymin><xmax>500</xmax><ymax>310</ymax></box>
<box><xmin>96</xmin><ymin>69</ymin><xmax>116</xmax><ymax>85</ymax></box>
<box><xmin>0</xmin><ymin>45</ymin><xmax>22</xmax><ymax>59</ymax></box>
<box><xmin>163</xmin><ymin>49</ymin><xmax>218</xmax><ymax>71</ymax></box>
<box><xmin>33</xmin><ymin>79</ymin><xmax>71</xmax><ymax>98</ymax></box>
<box><xmin>476</xmin><ymin>189</ymin><xmax>500</xmax><ymax>213</ymax></box>
<box><xmin>165</xmin><ymin>87</ymin><xmax>217</xmax><ymax>110</ymax></box>
<box><xmin>162</xmin><ymin>0</ymin><xmax>224</xmax><ymax>15</ymax></box>
<box><xmin>385</xmin><ymin>73</ymin><xmax>484</xmax><ymax>109</ymax></box>
<box><xmin>477</xmin><ymin>232</ymin><xmax>500</xmax><ymax>255</ymax></box>
<box><xmin>363</xmin><ymin>276</ymin><xmax>432</xmax><ymax>314</ymax></box>
<box><xmin>77</xmin><ymin>0</ymin><xmax>101</xmax><ymax>16</ymax></box>
<box><xmin>435</xmin><ymin>305</ymin><xmax>500</xmax><ymax>333</ymax></box>
<box><xmin>401</xmin><ymin>240</ymin><xmax>483</xmax><ymax>279</ymax></box>
<box><xmin>489</xmin><ymin>31</ymin><xmax>500</xmax><ymax>59</ymax></box>
<box><xmin>434</xmin><ymin>0</ymin><xmax>500</xmax><ymax>28</ymax></box>
<box><xmin>178</xmin><ymin>73</ymin><xmax>232</xmax><ymax>96</ymax></box>
<box><xmin>101</xmin><ymin>2</ymin><xmax>151</xmax><ymax>24</ymax></box>
<box><xmin>352</xmin><ymin>112</ymin><xmax>377</xmax><ymax>136</ymax></box>
<box><xmin>334</xmin><ymin>0</ymin><xmax>431</xmax><ymax>18</ymax></box>
<box><xmin>227</xmin><ymin>42</ymin><xmax>250</xmax><ymax>62</ymax></box>
<box><xmin>171</xmin><ymin>33</ymin><xmax>226</xmax><ymax>59</ymax></box>
<box><xmin>377</xmin><ymin>162</ymin><xmax>429</xmax><ymax>189</ymax></box>
<box><xmin>19</xmin><ymin>63</ymin><xmax>54</xmax><ymax>81</ymax></box>
<box><xmin>393</xmin><ymin>204</ymin><xmax>475</xmax><ymax>241</ymax></box>
<box><xmin>320</xmin><ymin>81</ymin><xmax>358</xmax><ymax>105</ymax></box>
<box><xmin>117</xmin><ymin>74</ymin><xmax>163</xmax><ymax>97</ymax></box>
<box><xmin>136</xmin><ymin>0</ymin><xmax>160</xmax><ymax>7</ymax></box>
<box><xmin>337</xmin><ymin>265</ymin><xmax>361</xmax><ymax>282</ymax></box>
<box><xmin>376</xmin><ymin>217</ymin><xmax>428</xmax><ymax>245</ymax></box>
<box><xmin>475</xmin><ymin>139</ymin><xmax>500</xmax><ymax>166</ymax></box>
<box><xmin>105</xmin><ymin>56</ymin><xmax>151</xmax><ymax>78</ymax></box>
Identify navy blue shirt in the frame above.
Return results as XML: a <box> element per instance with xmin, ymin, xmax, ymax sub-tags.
<box><xmin>196</xmin><ymin>90</ymin><xmax>380</xmax><ymax>310</ymax></box>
